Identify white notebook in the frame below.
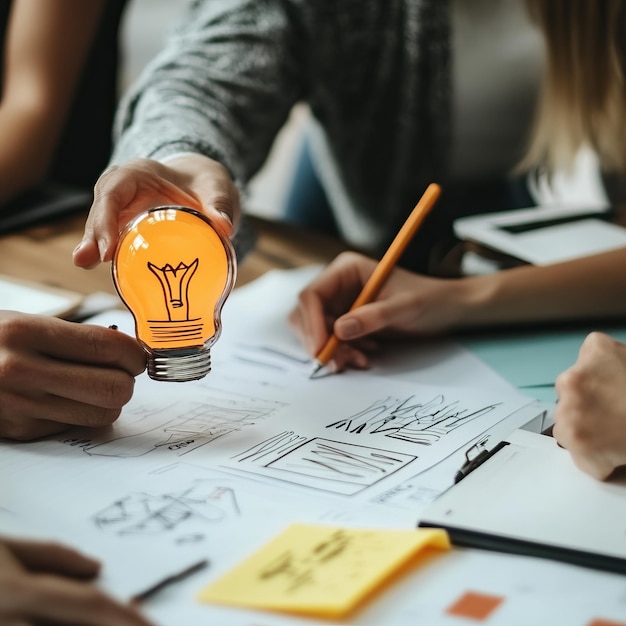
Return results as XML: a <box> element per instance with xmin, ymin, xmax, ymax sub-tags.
<box><xmin>418</xmin><ymin>429</ymin><xmax>626</xmax><ymax>574</ymax></box>
<box><xmin>0</xmin><ymin>274</ymin><xmax>83</xmax><ymax>318</ymax></box>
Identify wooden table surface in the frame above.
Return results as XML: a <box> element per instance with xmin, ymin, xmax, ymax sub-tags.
<box><xmin>0</xmin><ymin>212</ymin><xmax>348</xmax><ymax>298</ymax></box>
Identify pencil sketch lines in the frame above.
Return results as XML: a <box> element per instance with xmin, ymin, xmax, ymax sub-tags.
<box><xmin>225</xmin><ymin>344</ymin><xmax>310</xmax><ymax>374</ymax></box>
<box><xmin>326</xmin><ymin>394</ymin><xmax>502</xmax><ymax>446</ymax></box>
<box><xmin>255</xmin><ymin>345</ymin><xmax>310</xmax><ymax>365</ymax></box>
<box><xmin>232</xmin><ymin>430</ymin><xmax>307</xmax><ymax>463</ymax></box>
<box><xmin>373</xmin><ymin>482</ymin><xmax>442</xmax><ymax>509</ymax></box>
<box><xmin>232</xmin><ymin>435</ymin><xmax>416</xmax><ymax>495</ymax></box>
<box><xmin>283</xmin><ymin>440</ymin><xmax>410</xmax><ymax>480</ymax></box>
<box><xmin>93</xmin><ymin>479</ymin><xmax>240</xmax><ymax>537</ymax></box>
<box><xmin>81</xmin><ymin>393</ymin><xmax>285</xmax><ymax>458</ymax></box>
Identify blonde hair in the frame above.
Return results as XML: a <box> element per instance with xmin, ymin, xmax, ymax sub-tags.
<box><xmin>521</xmin><ymin>0</ymin><xmax>626</xmax><ymax>173</ymax></box>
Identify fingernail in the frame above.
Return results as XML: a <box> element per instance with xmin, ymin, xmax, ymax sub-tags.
<box><xmin>72</xmin><ymin>240</ymin><xmax>86</xmax><ymax>256</ymax></box>
<box><xmin>98</xmin><ymin>238</ymin><xmax>109</xmax><ymax>262</ymax></box>
<box><xmin>336</xmin><ymin>317</ymin><xmax>360</xmax><ymax>340</ymax></box>
<box><xmin>218</xmin><ymin>210</ymin><xmax>232</xmax><ymax>225</ymax></box>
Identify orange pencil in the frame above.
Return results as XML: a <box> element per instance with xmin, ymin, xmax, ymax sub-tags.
<box><xmin>310</xmin><ymin>182</ymin><xmax>442</xmax><ymax>378</ymax></box>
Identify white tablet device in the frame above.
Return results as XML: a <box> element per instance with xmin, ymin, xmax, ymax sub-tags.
<box><xmin>453</xmin><ymin>204</ymin><xmax>626</xmax><ymax>265</ymax></box>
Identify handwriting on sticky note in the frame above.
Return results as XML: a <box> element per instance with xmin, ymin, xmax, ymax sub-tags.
<box><xmin>198</xmin><ymin>523</ymin><xmax>450</xmax><ymax>618</ymax></box>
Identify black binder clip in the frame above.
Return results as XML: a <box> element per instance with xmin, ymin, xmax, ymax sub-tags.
<box><xmin>454</xmin><ymin>437</ymin><xmax>509</xmax><ymax>484</ymax></box>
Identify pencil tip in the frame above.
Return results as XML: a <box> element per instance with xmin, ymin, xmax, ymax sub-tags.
<box><xmin>310</xmin><ymin>362</ymin><xmax>336</xmax><ymax>379</ymax></box>
<box><xmin>309</xmin><ymin>363</ymin><xmax>323</xmax><ymax>379</ymax></box>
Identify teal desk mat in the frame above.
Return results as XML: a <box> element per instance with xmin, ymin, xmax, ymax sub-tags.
<box><xmin>515</xmin><ymin>385</ymin><xmax>559</xmax><ymax>406</ymax></box>
<box><xmin>461</xmin><ymin>324</ymin><xmax>626</xmax><ymax>393</ymax></box>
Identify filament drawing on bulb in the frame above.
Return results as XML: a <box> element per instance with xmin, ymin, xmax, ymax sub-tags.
<box><xmin>112</xmin><ymin>206</ymin><xmax>236</xmax><ymax>383</ymax></box>
<box><xmin>147</xmin><ymin>259</ymin><xmax>202</xmax><ymax>344</ymax></box>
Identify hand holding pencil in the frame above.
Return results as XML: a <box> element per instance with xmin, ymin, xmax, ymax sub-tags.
<box><xmin>288</xmin><ymin>183</ymin><xmax>442</xmax><ymax>377</ymax></box>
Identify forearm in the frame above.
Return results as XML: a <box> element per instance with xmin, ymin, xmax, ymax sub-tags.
<box><xmin>463</xmin><ymin>247</ymin><xmax>626</xmax><ymax>326</ymax></box>
<box><xmin>0</xmin><ymin>0</ymin><xmax>106</xmax><ymax>203</ymax></box>
<box><xmin>112</xmin><ymin>0</ymin><xmax>303</xmax><ymax>185</ymax></box>
<box><xmin>0</xmin><ymin>104</ymin><xmax>61</xmax><ymax>201</ymax></box>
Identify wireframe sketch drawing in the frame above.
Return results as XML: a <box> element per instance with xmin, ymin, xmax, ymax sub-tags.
<box><xmin>93</xmin><ymin>478</ymin><xmax>240</xmax><ymax>538</ymax></box>
<box><xmin>326</xmin><ymin>394</ymin><xmax>501</xmax><ymax>445</ymax></box>
<box><xmin>232</xmin><ymin>431</ymin><xmax>416</xmax><ymax>496</ymax></box>
<box><xmin>78</xmin><ymin>391</ymin><xmax>285</xmax><ymax>458</ymax></box>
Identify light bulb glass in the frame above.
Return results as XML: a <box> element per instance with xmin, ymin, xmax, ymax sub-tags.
<box><xmin>112</xmin><ymin>206</ymin><xmax>236</xmax><ymax>382</ymax></box>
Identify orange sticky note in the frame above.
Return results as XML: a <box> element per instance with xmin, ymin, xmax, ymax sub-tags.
<box><xmin>446</xmin><ymin>591</ymin><xmax>504</xmax><ymax>621</ymax></box>
<box><xmin>198</xmin><ymin>523</ymin><xmax>450</xmax><ymax>619</ymax></box>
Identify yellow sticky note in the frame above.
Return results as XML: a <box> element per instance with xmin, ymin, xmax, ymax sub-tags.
<box><xmin>198</xmin><ymin>523</ymin><xmax>450</xmax><ymax>619</ymax></box>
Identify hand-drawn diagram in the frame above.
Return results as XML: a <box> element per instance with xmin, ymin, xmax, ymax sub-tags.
<box><xmin>232</xmin><ymin>431</ymin><xmax>416</xmax><ymax>496</ymax></box>
<box><xmin>93</xmin><ymin>478</ymin><xmax>240</xmax><ymax>540</ymax></box>
<box><xmin>373</xmin><ymin>481</ymin><xmax>443</xmax><ymax>509</ymax></box>
<box><xmin>76</xmin><ymin>390</ymin><xmax>285</xmax><ymax>458</ymax></box>
<box><xmin>233</xmin><ymin>430</ymin><xmax>308</xmax><ymax>463</ymax></box>
<box><xmin>326</xmin><ymin>394</ymin><xmax>501</xmax><ymax>446</ymax></box>
<box><xmin>229</xmin><ymin>392</ymin><xmax>506</xmax><ymax>495</ymax></box>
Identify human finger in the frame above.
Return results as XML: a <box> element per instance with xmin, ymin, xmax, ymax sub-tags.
<box><xmin>0</xmin><ymin>324</ymin><xmax>141</xmax><ymax>406</ymax></box>
<box><xmin>306</xmin><ymin>252</ymin><xmax>378</xmax><ymax>314</ymax></box>
<box><xmin>13</xmin><ymin>316</ymin><xmax>146</xmax><ymax>376</ymax></box>
<box><xmin>41</xmin><ymin>362</ymin><xmax>137</xmax><ymax>411</ymax></box>
<box><xmin>164</xmin><ymin>153</ymin><xmax>240</xmax><ymax>236</ymax></box>
<box><xmin>329</xmin><ymin>343</ymin><xmax>371</xmax><ymax>373</ymax></box>
<box><xmin>333</xmin><ymin>301</ymin><xmax>393</xmax><ymax>340</ymax></box>
<box><xmin>552</xmin><ymin>368</ymin><xmax>586</xmax><ymax>436</ymax></box>
<box><xmin>4</xmin><ymin>539</ymin><xmax>99</xmax><ymax>579</ymax></box>
<box><xmin>570</xmin><ymin>450</ymin><xmax>616</xmax><ymax>480</ymax></box>
<box><xmin>0</xmin><ymin>385</ymin><xmax>125</xmax><ymax>440</ymax></box>
<box><xmin>0</xmin><ymin>413</ymin><xmax>75</xmax><ymax>441</ymax></box>
<box><xmin>5</xmin><ymin>574</ymin><xmax>155</xmax><ymax>626</ymax></box>
<box><xmin>552</xmin><ymin>385</ymin><xmax>615</xmax><ymax>480</ymax></box>
<box><xmin>290</xmin><ymin>253</ymin><xmax>376</xmax><ymax>354</ymax></box>
<box><xmin>289</xmin><ymin>288</ymin><xmax>332</xmax><ymax>357</ymax></box>
<box><xmin>1</xmin><ymin>362</ymin><xmax>136</xmax><ymax>439</ymax></box>
<box><xmin>553</xmin><ymin>419</ymin><xmax>616</xmax><ymax>480</ymax></box>
<box><xmin>74</xmin><ymin>159</ymin><xmax>202</xmax><ymax>268</ymax></box>
<box><xmin>8</xmin><ymin>366</ymin><xmax>131</xmax><ymax>420</ymax></box>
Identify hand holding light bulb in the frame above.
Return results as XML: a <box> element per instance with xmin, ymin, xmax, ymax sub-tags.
<box><xmin>112</xmin><ymin>206</ymin><xmax>236</xmax><ymax>382</ymax></box>
<box><xmin>73</xmin><ymin>154</ymin><xmax>239</xmax><ymax>269</ymax></box>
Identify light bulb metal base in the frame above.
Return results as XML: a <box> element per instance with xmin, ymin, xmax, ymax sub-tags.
<box><xmin>146</xmin><ymin>346</ymin><xmax>211</xmax><ymax>382</ymax></box>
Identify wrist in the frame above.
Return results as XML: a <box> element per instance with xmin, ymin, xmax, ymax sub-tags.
<box><xmin>453</xmin><ymin>273</ymin><xmax>503</xmax><ymax>329</ymax></box>
<box><xmin>455</xmin><ymin>265</ymin><xmax>560</xmax><ymax>328</ymax></box>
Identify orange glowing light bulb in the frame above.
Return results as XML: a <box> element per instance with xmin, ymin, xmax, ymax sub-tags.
<box><xmin>112</xmin><ymin>206</ymin><xmax>236</xmax><ymax>382</ymax></box>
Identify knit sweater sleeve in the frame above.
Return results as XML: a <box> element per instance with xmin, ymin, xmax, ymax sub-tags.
<box><xmin>111</xmin><ymin>0</ymin><xmax>306</xmax><ymax>188</ymax></box>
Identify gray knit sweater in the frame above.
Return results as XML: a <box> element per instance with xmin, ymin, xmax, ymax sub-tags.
<box><xmin>112</xmin><ymin>0</ymin><xmax>451</xmax><ymax>257</ymax></box>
